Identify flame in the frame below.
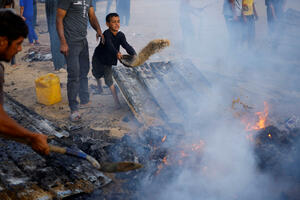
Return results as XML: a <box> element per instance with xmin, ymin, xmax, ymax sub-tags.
<box><xmin>246</xmin><ymin>102</ymin><xmax>269</xmax><ymax>131</ymax></box>
<box><xmin>191</xmin><ymin>140</ymin><xmax>205</xmax><ymax>152</ymax></box>
<box><xmin>162</xmin><ymin>156</ymin><xmax>168</xmax><ymax>165</ymax></box>
<box><xmin>268</xmin><ymin>133</ymin><xmax>272</xmax><ymax>139</ymax></box>
<box><xmin>161</xmin><ymin>135</ymin><xmax>167</xmax><ymax>143</ymax></box>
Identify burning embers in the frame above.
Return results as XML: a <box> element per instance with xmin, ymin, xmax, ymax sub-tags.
<box><xmin>245</xmin><ymin>102</ymin><xmax>269</xmax><ymax>131</ymax></box>
<box><xmin>155</xmin><ymin>134</ymin><xmax>205</xmax><ymax>175</ymax></box>
<box><xmin>232</xmin><ymin>98</ymin><xmax>270</xmax><ymax>133</ymax></box>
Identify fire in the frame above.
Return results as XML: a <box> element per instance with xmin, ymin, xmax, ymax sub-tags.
<box><xmin>162</xmin><ymin>156</ymin><xmax>168</xmax><ymax>165</ymax></box>
<box><xmin>268</xmin><ymin>133</ymin><xmax>272</xmax><ymax>139</ymax></box>
<box><xmin>161</xmin><ymin>135</ymin><xmax>167</xmax><ymax>143</ymax></box>
<box><xmin>246</xmin><ymin>102</ymin><xmax>269</xmax><ymax>131</ymax></box>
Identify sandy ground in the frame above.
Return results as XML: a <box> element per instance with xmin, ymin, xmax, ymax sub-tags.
<box><xmin>3</xmin><ymin>0</ymin><xmax>300</xmax><ymax>136</ymax></box>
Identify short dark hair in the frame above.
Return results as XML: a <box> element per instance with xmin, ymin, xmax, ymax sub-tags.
<box><xmin>106</xmin><ymin>13</ymin><xmax>119</xmax><ymax>23</ymax></box>
<box><xmin>0</xmin><ymin>0</ymin><xmax>15</xmax><ymax>8</ymax></box>
<box><xmin>0</xmin><ymin>9</ymin><xmax>28</xmax><ymax>43</ymax></box>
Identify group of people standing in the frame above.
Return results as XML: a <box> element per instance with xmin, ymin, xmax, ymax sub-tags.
<box><xmin>223</xmin><ymin>0</ymin><xmax>286</xmax><ymax>50</ymax></box>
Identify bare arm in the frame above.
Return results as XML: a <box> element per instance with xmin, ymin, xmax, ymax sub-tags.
<box><xmin>56</xmin><ymin>8</ymin><xmax>68</xmax><ymax>56</ymax></box>
<box><xmin>88</xmin><ymin>7</ymin><xmax>104</xmax><ymax>42</ymax></box>
<box><xmin>253</xmin><ymin>3</ymin><xmax>258</xmax><ymax>19</ymax></box>
<box><xmin>20</xmin><ymin>6</ymin><xmax>25</xmax><ymax>20</ymax></box>
<box><xmin>270</xmin><ymin>3</ymin><xmax>276</xmax><ymax>19</ymax></box>
<box><xmin>0</xmin><ymin>106</ymin><xmax>49</xmax><ymax>155</ymax></box>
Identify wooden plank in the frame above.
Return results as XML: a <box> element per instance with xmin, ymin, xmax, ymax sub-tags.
<box><xmin>149</xmin><ymin>62</ymin><xmax>200</xmax><ymax>115</ymax></box>
<box><xmin>113</xmin><ymin>65</ymin><xmax>165</xmax><ymax>124</ymax></box>
<box><xmin>170</xmin><ymin>59</ymin><xmax>211</xmax><ymax>94</ymax></box>
<box><xmin>132</xmin><ymin>63</ymin><xmax>184</xmax><ymax>123</ymax></box>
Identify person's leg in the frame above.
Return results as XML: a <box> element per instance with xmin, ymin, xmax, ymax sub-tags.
<box><xmin>248</xmin><ymin>16</ymin><xmax>255</xmax><ymax>48</ymax></box>
<box><xmin>33</xmin><ymin>0</ymin><xmax>37</xmax><ymax>26</ymax></box>
<box><xmin>65</xmin><ymin>41</ymin><xmax>82</xmax><ymax>113</ymax></box>
<box><xmin>25</xmin><ymin>17</ymin><xmax>34</xmax><ymax>44</ymax></box>
<box><xmin>92</xmin><ymin>55</ymin><xmax>106</xmax><ymax>94</ymax></box>
<box><xmin>106</xmin><ymin>0</ymin><xmax>112</xmax><ymax>15</ymax></box>
<box><xmin>96</xmin><ymin>78</ymin><xmax>103</xmax><ymax>93</ymax></box>
<box><xmin>104</xmin><ymin>66</ymin><xmax>120</xmax><ymax>108</ymax></box>
<box><xmin>78</xmin><ymin>39</ymin><xmax>90</xmax><ymax>105</ymax></box>
<box><xmin>124</xmin><ymin>0</ymin><xmax>130</xmax><ymax>26</ymax></box>
<box><xmin>11</xmin><ymin>56</ymin><xmax>16</xmax><ymax>66</ymax></box>
<box><xmin>110</xmin><ymin>84</ymin><xmax>121</xmax><ymax>108</ymax></box>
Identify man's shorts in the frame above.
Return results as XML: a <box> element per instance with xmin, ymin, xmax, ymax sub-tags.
<box><xmin>92</xmin><ymin>55</ymin><xmax>113</xmax><ymax>87</ymax></box>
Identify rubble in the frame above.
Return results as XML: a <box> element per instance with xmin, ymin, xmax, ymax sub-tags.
<box><xmin>1</xmin><ymin>94</ymin><xmax>111</xmax><ymax>200</ymax></box>
<box><xmin>22</xmin><ymin>46</ymin><xmax>52</xmax><ymax>62</ymax></box>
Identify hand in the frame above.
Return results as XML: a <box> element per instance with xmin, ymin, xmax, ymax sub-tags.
<box><xmin>96</xmin><ymin>33</ymin><xmax>105</xmax><ymax>44</ymax></box>
<box><xmin>60</xmin><ymin>42</ymin><xmax>69</xmax><ymax>56</ymax></box>
<box><xmin>21</xmin><ymin>16</ymin><xmax>26</xmax><ymax>21</ymax></box>
<box><xmin>117</xmin><ymin>52</ymin><xmax>122</xmax><ymax>60</ymax></box>
<box><xmin>29</xmin><ymin>133</ymin><xmax>50</xmax><ymax>155</ymax></box>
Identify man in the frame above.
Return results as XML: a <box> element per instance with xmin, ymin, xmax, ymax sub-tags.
<box><xmin>56</xmin><ymin>0</ymin><xmax>104</xmax><ymax>122</ymax></box>
<box><xmin>223</xmin><ymin>0</ymin><xmax>243</xmax><ymax>50</ymax></box>
<box><xmin>265</xmin><ymin>0</ymin><xmax>286</xmax><ymax>32</ymax></box>
<box><xmin>45</xmin><ymin>0</ymin><xmax>66</xmax><ymax>70</ymax></box>
<box><xmin>20</xmin><ymin>0</ymin><xmax>40</xmax><ymax>45</ymax></box>
<box><xmin>0</xmin><ymin>9</ymin><xmax>49</xmax><ymax>155</ymax></box>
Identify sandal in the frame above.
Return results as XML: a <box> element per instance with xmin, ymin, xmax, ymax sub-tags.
<box><xmin>69</xmin><ymin>111</ymin><xmax>81</xmax><ymax>122</ymax></box>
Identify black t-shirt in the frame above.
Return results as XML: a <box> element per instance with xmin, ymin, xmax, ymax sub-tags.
<box><xmin>93</xmin><ymin>29</ymin><xmax>136</xmax><ymax>66</ymax></box>
<box><xmin>0</xmin><ymin>63</ymin><xmax>4</xmax><ymax>105</ymax></box>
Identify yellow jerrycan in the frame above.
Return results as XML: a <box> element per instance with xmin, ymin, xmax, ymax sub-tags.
<box><xmin>35</xmin><ymin>73</ymin><xmax>62</xmax><ymax>105</ymax></box>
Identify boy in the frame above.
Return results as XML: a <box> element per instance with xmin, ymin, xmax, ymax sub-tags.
<box><xmin>242</xmin><ymin>0</ymin><xmax>258</xmax><ymax>48</ymax></box>
<box><xmin>92</xmin><ymin>13</ymin><xmax>136</xmax><ymax>108</ymax></box>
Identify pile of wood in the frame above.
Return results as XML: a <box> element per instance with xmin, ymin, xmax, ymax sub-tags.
<box><xmin>112</xmin><ymin>59</ymin><xmax>211</xmax><ymax>125</ymax></box>
<box><xmin>0</xmin><ymin>94</ymin><xmax>111</xmax><ymax>200</ymax></box>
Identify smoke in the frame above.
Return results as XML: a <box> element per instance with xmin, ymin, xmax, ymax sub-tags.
<box><xmin>90</xmin><ymin>0</ymin><xmax>300</xmax><ymax>199</ymax></box>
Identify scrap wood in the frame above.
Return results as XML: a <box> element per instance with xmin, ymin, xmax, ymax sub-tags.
<box><xmin>120</xmin><ymin>39</ymin><xmax>170</xmax><ymax>67</ymax></box>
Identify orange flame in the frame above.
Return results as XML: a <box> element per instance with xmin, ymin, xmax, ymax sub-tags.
<box><xmin>246</xmin><ymin>102</ymin><xmax>269</xmax><ymax>131</ymax></box>
<box><xmin>162</xmin><ymin>135</ymin><xmax>167</xmax><ymax>143</ymax></box>
<box><xmin>162</xmin><ymin>156</ymin><xmax>168</xmax><ymax>165</ymax></box>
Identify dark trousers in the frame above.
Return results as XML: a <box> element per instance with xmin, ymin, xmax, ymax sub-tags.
<box><xmin>25</xmin><ymin>16</ymin><xmax>38</xmax><ymax>43</ymax></box>
<box><xmin>65</xmin><ymin>39</ymin><xmax>90</xmax><ymax>112</ymax></box>
<box><xmin>266</xmin><ymin>6</ymin><xmax>275</xmax><ymax>33</ymax></box>
<box><xmin>33</xmin><ymin>1</ymin><xmax>37</xmax><ymax>26</ymax></box>
<box><xmin>46</xmin><ymin>0</ymin><xmax>66</xmax><ymax>70</ymax></box>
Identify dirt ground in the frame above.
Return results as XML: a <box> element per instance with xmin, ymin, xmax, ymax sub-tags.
<box><xmin>3</xmin><ymin>0</ymin><xmax>300</xmax><ymax>136</ymax></box>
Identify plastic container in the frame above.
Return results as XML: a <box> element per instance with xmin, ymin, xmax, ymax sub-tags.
<box><xmin>35</xmin><ymin>73</ymin><xmax>62</xmax><ymax>105</ymax></box>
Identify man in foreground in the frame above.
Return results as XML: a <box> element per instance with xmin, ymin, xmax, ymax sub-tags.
<box><xmin>0</xmin><ymin>9</ymin><xmax>49</xmax><ymax>155</ymax></box>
